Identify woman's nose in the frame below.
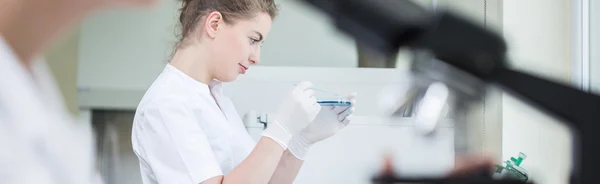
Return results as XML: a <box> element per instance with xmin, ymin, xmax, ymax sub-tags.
<box><xmin>249</xmin><ymin>50</ymin><xmax>260</xmax><ymax>64</ymax></box>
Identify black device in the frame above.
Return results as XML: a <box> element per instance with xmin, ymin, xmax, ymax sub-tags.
<box><xmin>299</xmin><ymin>0</ymin><xmax>600</xmax><ymax>183</ymax></box>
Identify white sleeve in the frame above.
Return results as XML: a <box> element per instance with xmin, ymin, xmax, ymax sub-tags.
<box><xmin>135</xmin><ymin>100</ymin><xmax>223</xmax><ymax>184</ymax></box>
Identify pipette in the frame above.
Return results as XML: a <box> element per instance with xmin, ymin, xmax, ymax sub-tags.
<box><xmin>317</xmin><ymin>99</ymin><xmax>352</xmax><ymax>106</ymax></box>
<box><xmin>290</xmin><ymin>83</ymin><xmax>341</xmax><ymax>96</ymax></box>
<box><xmin>290</xmin><ymin>83</ymin><xmax>351</xmax><ymax>106</ymax></box>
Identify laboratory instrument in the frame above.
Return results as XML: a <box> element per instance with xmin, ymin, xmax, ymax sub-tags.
<box><xmin>317</xmin><ymin>99</ymin><xmax>352</xmax><ymax>106</ymax></box>
<box><xmin>298</xmin><ymin>0</ymin><xmax>600</xmax><ymax>183</ymax></box>
<box><xmin>291</xmin><ymin>83</ymin><xmax>352</xmax><ymax>106</ymax></box>
<box><xmin>493</xmin><ymin>152</ymin><xmax>529</xmax><ymax>182</ymax></box>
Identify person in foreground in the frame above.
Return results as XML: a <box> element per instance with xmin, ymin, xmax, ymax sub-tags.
<box><xmin>0</xmin><ymin>0</ymin><xmax>158</xmax><ymax>183</ymax></box>
<box><xmin>130</xmin><ymin>0</ymin><xmax>357</xmax><ymax>184</ymax></box>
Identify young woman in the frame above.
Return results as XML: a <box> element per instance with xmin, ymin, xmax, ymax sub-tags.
<box><xmin>131</xmin><ymin>0</ymin><xmax>357</xmax><ymax>184</ymax></box>
<box><xmin>0</xmin><ymin>0</ymin><xmax>157</xmax><ymax>183</ymax></box>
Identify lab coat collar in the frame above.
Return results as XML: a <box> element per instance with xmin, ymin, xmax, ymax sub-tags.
<box><xmin>164</xmin><ymin>63</ymin><xmax>224</xmax><ymax>96</ymax></box>
<box><xmin>209</xmin><ymin>79</ymin><xmax>224</xmax><ymax>95</ymax></box>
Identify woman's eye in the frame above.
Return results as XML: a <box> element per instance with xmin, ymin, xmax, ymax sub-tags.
<box><xmin>250</xmin><ymin>38</ymin><xmax>259</xmax><ymax>45</ymax></box>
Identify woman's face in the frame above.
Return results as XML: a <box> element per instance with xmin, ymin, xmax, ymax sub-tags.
<box><xmin>209</xmin><ymin>12</ymin><xmax>272</xmax><ymax>82</ymax></box>
<box><xmin>0</xmin><ymin>0</ymin><xmax>22</xmax><ymax>29</ymax></box>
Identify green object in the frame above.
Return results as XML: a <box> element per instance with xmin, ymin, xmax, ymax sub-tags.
<box><xmin>511</xmin><ymin>152</ymin><xmax>527</xmax><ymax>166</ymax></box>
<box><xmin>493</xmin><ymin>152</ymin><xmax>529</xmax><ymax>182</ymax></box>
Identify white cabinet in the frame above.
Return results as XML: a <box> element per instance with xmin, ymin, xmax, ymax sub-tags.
<box><xmin>244</xmin><ymin>115</ymin><xmax>455</xmax><ymax>184</ymax></box>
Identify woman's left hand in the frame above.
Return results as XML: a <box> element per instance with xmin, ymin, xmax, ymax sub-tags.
<box><xmin>287</xmin><ymin>92</ymin><xmax>357</xmax><ymax>160</ymax></box>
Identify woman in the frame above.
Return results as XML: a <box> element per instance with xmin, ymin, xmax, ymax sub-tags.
<box><xmin>131</xmin><ymin>0</ymin><xmax>358</xmax><ymax>184</ymax></box>
<box><xmin>0</xmin><ymin>0</ymin><xmax>157</xmax><ymax>183</ymax></box>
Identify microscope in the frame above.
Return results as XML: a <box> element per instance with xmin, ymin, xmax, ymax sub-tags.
<box><xmin>299</xmin><ymin>0</ymin><xmax>600</xmax><ymax>183</ymax></box>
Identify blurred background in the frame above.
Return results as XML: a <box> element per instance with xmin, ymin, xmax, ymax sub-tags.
<box><xmin>43</xmin><ymin>0</ymin><xmax>599</xmax><ymax>183</ymax></box>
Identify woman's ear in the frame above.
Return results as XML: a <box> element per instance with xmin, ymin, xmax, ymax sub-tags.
<box><xmin>204</xmin><ymin>11</ymin><xmax>222</xmax><ymax>39</ymax></box>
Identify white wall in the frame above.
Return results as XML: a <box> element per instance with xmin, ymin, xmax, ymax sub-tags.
<box><xmin>78</xmin><ymin>1</ymin><xmax>181</xmax><ymax>92</ymax></box>
<box><xmin>77</xmin><ymin>0</ymin><xmax>361</xmax><ymax>96</ymax></box>
<box><xmin>46</xmin><ymin>28</ymin><xmax>81</xmax><ymax>115</ymax></box>
<box><xmin>503</xmin><ymin>1</ymin><xmax>572</xmax><ymax>84</ymax></box>
<box><xmin>592</xmin><ymin>0</ymin><xmax>600</xmax><ymax>94</ymax></box>
<box><xmin>77</xmin><ymin>0</ymin><xmax>373</xmax><ymax>111</ymax></box>
<box><xmin>502</xmin><ymin>1</ymin><xmax>573</xmax><ymax>184</ymax></box>
<box><xmin>260</xmin><ymin>0</ymin><xmax>357</xmax><ymax>67</ymax></box>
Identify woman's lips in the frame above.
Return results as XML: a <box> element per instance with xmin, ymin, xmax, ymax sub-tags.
<box><xmin>239</xmin><ymin>64</ymin><xmax>248</xmax><ymax>74</ymax></box>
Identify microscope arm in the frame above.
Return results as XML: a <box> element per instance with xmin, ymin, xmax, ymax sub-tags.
<box><xmin>300</xmin><ymin>0</ymin><xmax>600</xmax><ymax>129</ymax></box>
<box><xmin>493</xmin><ymin>68</ymin><xmax>600</xmax><ymax>127</ymax></box>
<box><xmin>299</xmin><ymin>0</ymin><xmax>600</xmax><ymax>183</ymax></box>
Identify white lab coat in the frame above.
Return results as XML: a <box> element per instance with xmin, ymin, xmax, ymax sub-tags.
<box><xmin>0</xmin><ymin>37</ymin><xmax>100</xmax><ymax>183</ymax></box>
<box><xmin>132</xmin><ymin>64</ymin><xmax>256</xmax><ymax>184</ymax></box>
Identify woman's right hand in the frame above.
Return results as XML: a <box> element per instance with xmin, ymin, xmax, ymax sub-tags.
<box><xmin>262</xmin><ymin>81</ymin><xmax>321</xmax><ymax>149</ymax></box>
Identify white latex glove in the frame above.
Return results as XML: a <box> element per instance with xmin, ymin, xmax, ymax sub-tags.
<box><xmin>262</xmin><ymin>81</ymin><xmax>322</xmax><ymax>149</ymax></box>
<box><xmin>288</xmin><ymin>93</ymin><xmax>357</xmax><ymax>160</ymax></box>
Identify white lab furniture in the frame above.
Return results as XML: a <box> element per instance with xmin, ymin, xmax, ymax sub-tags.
<box><xmin>243</xmin><ymin>113</ymin><xmax>455</xmax><ymax>183</ymax></box>
<box><xmin>227</xmin><ymin>67</ymin><xmax>456</xmax><ymax>183</ymax></box>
